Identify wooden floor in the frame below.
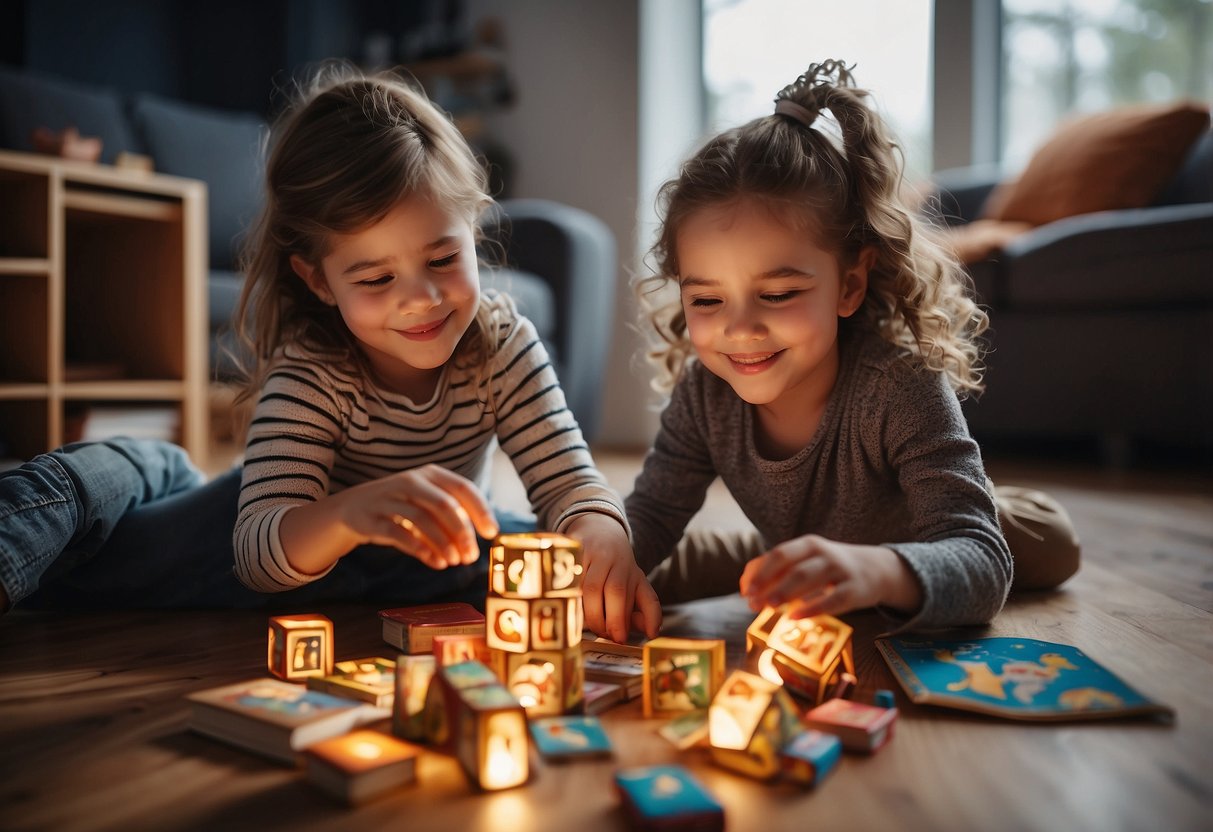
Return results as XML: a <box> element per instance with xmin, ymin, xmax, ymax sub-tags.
<box><xmin>1</xmin><ymin>445</ymin><xmax>1210</xmax><ymax>832</ymax></box>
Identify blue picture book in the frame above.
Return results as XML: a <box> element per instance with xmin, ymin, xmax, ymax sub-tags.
<box><xmin>529</xmin><ymin>715</ymin><xmax>613</xmax><ymax>759</ymax></box>
<box><xmin>876</xmin><ymin>636</ymin><xmax>1174</xmax><ymax>722</ymax></box>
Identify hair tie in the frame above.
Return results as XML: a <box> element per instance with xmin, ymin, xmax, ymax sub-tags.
<box><xmin>774</xmin><ymin>98</ymin><xmax>819</xmax><ymax>129</ymax></box>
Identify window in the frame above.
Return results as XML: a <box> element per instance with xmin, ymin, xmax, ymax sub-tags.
<box><xmin>1002</xmin><ymin>0</ymin><xmax>1213</xmax><ymax>166</ymax></box>
<box><xmin>702</xmin><ymin>0</ymin><xmax>934</xmax><ymax>179</ymax></box>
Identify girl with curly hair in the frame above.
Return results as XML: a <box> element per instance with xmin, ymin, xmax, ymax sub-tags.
<box><xmin>627</xmin><ymin>60</ymin><xmax>1077</xmax><ymax>632</ymax></box>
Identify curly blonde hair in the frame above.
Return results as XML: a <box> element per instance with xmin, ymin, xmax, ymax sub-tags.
<box><xmin>637</xmin><ymin>59</ymin><xmax>987</xmax><ymax>397</ymax></box>
<box><xmin>228</xmin><ymin>63</ymin><xmax>502</xmax><ymax>413</ymax></box>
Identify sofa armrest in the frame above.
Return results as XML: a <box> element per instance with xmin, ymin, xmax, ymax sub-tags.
<box><xmin>999</xmin><ymin>203</ymin><xmax>1213</xmax><ymax>308</ymax></box>
<box><xmin>929</xmin><ymin>164</ymin><xmax>1005</xmax><ymax>226</ymax></box>
<box><xmin>485</xmin><ymin>198</ymin><xmax>617</xmax><ymax>441</ymax></box>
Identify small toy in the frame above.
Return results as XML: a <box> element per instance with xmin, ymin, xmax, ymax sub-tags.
<box><xmin>874</xmin><ymin>688</ymin><xmax>897</xmax><ymax>709</ymax></box>
<box><xmin>778</xmin><ymin>729</ymin><xmax>842</xmax><ymax>787</ymax></box>
<box><xmin>529</xmin><ymin>715</ymin><xmax>613</xmax><ymax>759</ymax></box>
<box><xmin>425</xmin><ymin>660</ymin><xmax>529</xmax><ymax>790</ymax></box>
<box><xmin>642</xmin><ymin>637</ymin><xmax>726</xmax><ymax>718</ymax></box>
<box><xmin>267</xmin><ymin>614</ymin><xmax>334</xmax><ymax>681</ymax></box>
<box><xmin>747</xmin><ymin>606</ymin><xmax>855</xmax><ymax>705</ymax></box>
<box><xmin>708</xmin><ymin>670</ymin><xmax>804</xmax><ymax>780</ymax></box>
<box><xmin>393</xmin><ymin>654</ymin><xmax>436</xmax><ymax>741</ymax></box>
<box><xmin>303</xmin><ymin>729</ymin><xmax>419</xmax><ymax>805</ymax></box>
<box><xmin>802</xmin><ymin>698</ymin><xmax>897</xmax><ymax>753</ymax></box>
<box><xmin>494</xmin><ymin>645</ymin><xmax>583</xmax><ymax>717</ymax></box>
<box><xmin>614</xmin><ymin>764</ymin><xmax>725</xmax><ymax>832</ymax></box>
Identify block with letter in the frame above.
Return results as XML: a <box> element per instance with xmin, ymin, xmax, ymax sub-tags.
<box><xmin>267</xmin><ymin>614</ymin><xmax>334</xmax><ymax>681</ymax></box>
<box><xmin>642</xmin><ymin>637</ymin><xmax>726</xmax><ymax>718</ymax></box>
<box><xmin>425</xmin><ymin>660</ymin><xmax>529</xmax><ymax>790</ymax></box>
<box><xmin>614</xmin><ymin>764</ymin><xmax>725</xmax><ymax>832</ymax></box>
<box><xmin>708</xmin><ymin>670</ymin><xmax>804</xmax><ymax>780</ymax></box>
<box><xmin>423</xmin><ymin>659</ymin><xmax>501</xmax><ymax>748</ymax></box>
<box><xmin>307</xmin><ymin>657</ymin><xmax>396</xmax><ymax>707</ymax></box>
<box><xmin>748</xmin><ymin>607</ymin><xmax>855</xmax><ymax>705</ymax></box>
<box><xmin>303</xmin><ymin>729</ymin><xmax>420</xmax><ymax>805</ymax></box>
<box><xmin>433</xmin><ymin>632</ymin><xmax>491</xmax><ymax>668</ymax></box>
<box><xmin>489</xmin><ymin>532</ymin><xmax>584</xmax><ymax>598</ymax></box>
<box><xmin>486</xmin><ymin>595</ymin><xmax>583</xmax><ymax>653</ymax></box>
<box><xmin>379</xmin><ymin>602</ymin><xmax>485</xmax><ymax>654</ymax></box>
<box><xmin>803</xmin><ymin>697</ymin><xmax>897</xmax><ymax>753</ymax></box>
<box><xmin>498</xmin><ymin>645</ymin><xmax>584</xmax><ymax>717</ymax></box>
<box><xmin>393</xmin><ymin>654</ymin><xmax>436</xmax><ymax>741</ymax></box>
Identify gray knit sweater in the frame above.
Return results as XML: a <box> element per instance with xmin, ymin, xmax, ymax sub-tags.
<box><xmin>625</xmin><ymin>325</ymin><xmax>1011</xmax><ymax>631</ymax></box>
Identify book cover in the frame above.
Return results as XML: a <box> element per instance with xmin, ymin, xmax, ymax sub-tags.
<box><xmin>529</xmin><ymin>715</ymin><xmax>613</xmax><ymax>759</ymax></box>
<box><xmin>614</xmin><ymin>765</ymin><xmax>724</xmax><ymax>831</ymax></box>
<box><xmin>307</xmin><ymin>658</ymin><xmax>397</xmax><ymax>707</ymax></box>
<box><xmin>187</xmin><ymin>678</ymin><xmax>390</xmax><ymax>764</ymax></box>
<box><xmin>379</xmin><ymin>603</ymin><xmax>485</xmax><ymax>654</ymax></box>
<box><xmin>802</xmin><ymin>698</ymin><xmax>896</xmax><ymax>752</ymax></box>
<box><xmin>303</xmin><ymin>729</ymin><xmax>419</xmax><ymax>805</ymax></box>
<box><xmin>581</xmin><ymin>638</ymin><xmax>644</xmax><ymax>699</ymax></box>
<box><xmin>876</xmin><ymin>636</ymin><xmax>1175</xmax><ymax>722</ymax></box>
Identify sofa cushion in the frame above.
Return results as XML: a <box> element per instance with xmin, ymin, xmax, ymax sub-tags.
<box><xmin>481</xmin><ymin>268</ymin><xmax>558</xmax><ymax>363</ymax></box>
<box><xmin>940</xmin><ymin>218</ymin><xmax>1034</xmax><ymax>265</ymax></box>
<box><xmin>0</xmin><ymin>66</ymin><xmax>139</xmax><ymax>164</ymax></box>
<box><xmin>131</xmin><ymin>94</ymin><xmax>264</xmax><ymax>271</ymax></box>
<box><xmin>983</xmin><ymin>102</ymin><xmax>1211</xmax><ymax>226</ymax></box>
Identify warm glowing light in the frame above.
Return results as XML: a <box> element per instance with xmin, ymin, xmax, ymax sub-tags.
<box><xmin>708</xmin><ymin>708</ymin><xmax>747</xmax><ymax>750</ymax></box>
<box><xmin>481</xmin><ymin>714</ymin><xmax>527</xmax><ymax>791</ymax></box>
<box><xmin>350</xmin><ymin>740</ymin><xmax>384</xmax><ymax>760</ymax></box>
<box><xmin>757</xmin><ymin>648</ymin><xmax>784</xmax><ymax>687</ymax></box>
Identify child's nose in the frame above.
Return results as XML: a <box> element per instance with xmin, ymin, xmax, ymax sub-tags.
<box><xmin>396</xmin><ymin>274</ymin><xmax>441</xmax><ymax>311</ymax></box>
<box><xmin>723</xmin><ymin>305</ymin><xmax>765</xmax><ymax>341</ymax></box>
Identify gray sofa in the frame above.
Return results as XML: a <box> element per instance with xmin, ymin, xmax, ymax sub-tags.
<box><xmin>931</xmin><ymin>130</ymin><xmax>1213</xmax><ymax>460</ymax></box>
<box><xmin>0</xmin><ymin>65</ymin><xmax>615</xmax><ymax>440</ymax></box>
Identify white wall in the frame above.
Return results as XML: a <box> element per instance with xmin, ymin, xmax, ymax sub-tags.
<box><xmin>465</xmin><ymin>0</ymin><xmax>655</xmax><ymax>449</ymax></box>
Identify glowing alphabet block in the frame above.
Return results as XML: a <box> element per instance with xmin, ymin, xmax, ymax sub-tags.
<box><xmin>433</xmin><ymin>632</ymin><xmax>491</xmax><ymax>668</ymax></box>
<box><xmin>486</xmin><ymin>595</ymin><xmax>583</xmax><ymax>654</ymax></box>
<box><xmin>393</xmin><ymin>654</ymin><xmax>436</xmax><ymax>742</ymax></box>
<box><xmin>708</xmin><ymin>670</ymin><xmax>804</xmax><ymax>780</ymax></box>
<box><xmin>489</xmin><ymin>533</ymin><xmax>583</xmax><ymax>599</ymax></box>
<box><xmin>498</xmin><ymin>645</ymin><xmax>584</xmax><ymax>717</ymax></box>
<box><xmin>267</xmin><ymin>613</ymin><xmax>334</xmax><ymax>681</ymax></box>
<box><xmin>642</xmin><ymin>637</ymin><xmax>727</xmax><ymax>718</ymax></box>
<box><xmin>748</xmin><ymin>607</ymin><xmax>855</xmax><ymax>705</ymax></box>
<box><xmin>423</xmin><ymin>659</ymin><xmax>502</xmax><ymax>748</ymax></box>
<box><xmin>425</xmin><ymin>660</ymin><xmax>529</xmax><ymax>790</ymax></box>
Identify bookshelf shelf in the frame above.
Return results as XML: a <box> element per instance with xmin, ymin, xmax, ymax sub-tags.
<box><xmin>0</xmin><ymin>149</ymin><xmax>208</xmax><ymax>464</ymax></box>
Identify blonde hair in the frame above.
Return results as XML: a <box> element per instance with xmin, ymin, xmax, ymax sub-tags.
<box><xmin>229</xmin><ymin>63</ymin><xmax>500</xmax><ymax>411</ymax></box>
<box><xmin>637</xmin><ymin>60</ymin><xmax>987</xmax><ymax>397</ymax></box>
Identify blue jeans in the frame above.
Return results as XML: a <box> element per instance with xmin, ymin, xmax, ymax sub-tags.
<box><xmin>0</xmin><ymin>439</ymin><xmax>530</xmax><ymax>611</ymax></box>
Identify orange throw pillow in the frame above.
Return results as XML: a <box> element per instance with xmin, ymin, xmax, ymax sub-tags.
<box><xmin>983</xmin><ymin>102</ymin><xmax>1210</xmax><ymax>226</ymax></box>
<box><xmin>940</xmin><ymin>219</ymin><xmax>1034</xmax><ymax>264</ymax></box>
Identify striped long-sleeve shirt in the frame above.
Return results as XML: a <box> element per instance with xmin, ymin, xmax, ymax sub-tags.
<box><xmin>233</xmin><ymin>292</ymin><xmax>626</xmax><ymax>592</ymax></box>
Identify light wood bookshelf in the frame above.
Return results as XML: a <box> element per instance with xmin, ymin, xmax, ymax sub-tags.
<box><xmin>0</xmin><ymin>149</ymin><xmax>208</xmax><ymax>467</ymax></box>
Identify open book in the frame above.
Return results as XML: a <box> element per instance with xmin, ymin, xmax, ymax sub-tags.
<box><xmin>876</xmin><ymin>636</ymin><xmax>1174</xmax><ymax>722</ymax></box>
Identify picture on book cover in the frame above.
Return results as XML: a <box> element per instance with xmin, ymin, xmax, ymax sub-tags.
<box><xmin>876</xmin><ymin>636</ymin><xmax>1174</xmax><ymax>721</ymax></box>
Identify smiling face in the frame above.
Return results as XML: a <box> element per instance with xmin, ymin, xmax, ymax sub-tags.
<box><xmin>676</xmin><ymin>196</ymin><xmax>870</xmax><ymax>433</ymax></box>
<box><xmin>291</xmin><ymin>193</ymin><xmax>480</xmax><ymax>400</ymax></box>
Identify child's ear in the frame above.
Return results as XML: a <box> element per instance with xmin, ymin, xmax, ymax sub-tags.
<box><xmin>290</xmin><ymin>254</ymin><xmax>336</xmax><ymax>306</ymax></box>
<box><xmin>838</xmin><ymin>246</ymin><xmax>876</xmax><ymax>318</ymax></box>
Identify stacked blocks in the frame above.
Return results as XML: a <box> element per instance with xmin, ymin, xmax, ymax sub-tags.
<box><xmin>485</xmin><ymin>533</ymin><xmax>586</xmax><ymax>716</ymax></box>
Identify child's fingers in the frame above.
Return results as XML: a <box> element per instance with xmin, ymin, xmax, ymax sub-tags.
<box><xmin>756</xmin><ymin>558</ymin><xmax>834</xmax><ymax>609</ymax></box>
<box><xmin>633</xmin><ymin>578</ymin><xmax>663</xmax><ymax>639</ymax></box>
<box><xmin>379</xmin><ymin>510</ymin><xmax>448</xmax><ymax>569</ymax></box>
<box><xmin>421</xmin><ymin>466</ymin><xmax>499</xmax><ymax>540</ymax></box>
<box><xmin>785</xmin><ymin>581</ymin><xmax>849</xmax><ymax>620</ymax></box>
<box><xmin>602</xmin><ymin>568</ymin><xmax>635</xmax><ymax>644</ymax></box>
<box><xmin>580</xmin><ymin>560</ymin><xmax>609</xmax><ymax>637</ymax></box>
<box><xmin>392</xmin><ymin>477</ymin><xmax>480</xmax><ymax>565</ymax></box>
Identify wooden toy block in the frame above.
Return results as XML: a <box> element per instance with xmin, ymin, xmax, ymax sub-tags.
<box><xmin>393</xmin><ymin>654</ymin><xmax>436</xmax><ymax>741</ymax></box>
<box><xmin>486</xmin><ymin>594</ymin><xmax>583</xmax><ymax>653</ymax></box>
<box><xmin>267</xmin><ymin>614</ymin><xmax>334</xmax><ymax>681</ymax></box>
<box><xmin>489</xmin><ymin>532</ymin><xmax>583</xmax><ymax>599</ymax></box>
<box><xmin>433</xmin><ymin>632</ymin><xmax>491</xmax><ymax>668</ymax></box>
<box><xmin>438</xmin><ymin>666</ymin><xmax>529</xmax><ymax>790</ymax></box>
<box><xmin>614</xmin><ymin>764</ymin><xmax>725</xmax><ymax>832</ymax></box>
<box><xmin>498</xmin><ymin>645</ymin><xmax>584</xmax><ymax>716</ymax></box>
<box><xmin>303</xmin><ymin>729</ymin><xmax>420</xmax><ymax>805</ymax></box>
<box><xmin>708</xmin><ymin>670</ymin><xmax>804</xmax><ymax>780</ymax></box>
<box><xmin>642</xmin><ymin>637</ymin><xmax>727</xmax><ymax>718</ymax></box>
<box><xmin>379</xmin><ymin>602</ymin><xmax>485</xmax><ymax>653</ymax></box>
<box><xmin>778</xmin><ymin>729</ymin><xmax>842</xmax><ymax>787</ymax></box>
<box><xmin>749</xmin><ymin>608</ymin><xmax>855</xmax><ymax>705</ymax></box>
<box><xmin>423</xmin><ymin>659</ymin><xmax>502</xmax><ymax>747</ymax></box>
<box><xmin>307</xmin><ymin>657</ymin><xmax>396</xmax><ymax>707</ymax></box>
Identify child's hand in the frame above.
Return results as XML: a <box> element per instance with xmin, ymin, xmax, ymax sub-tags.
<box><xmin>336</xmin><ymin>464</ymin><xmax>499</xmax><ymax>570</ymax></box>
<box><xmin>739</xmin><ymin>534</ymin><xmax>922</xmax><ymax>618</ymax></box>
<box><xmin>568</xmin><ymin>513</ymin><xmax>662</xmax><ymax>643</ymax></box>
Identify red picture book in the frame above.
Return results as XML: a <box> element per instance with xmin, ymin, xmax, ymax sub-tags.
<box><xmin>379</xmin><ymin>602</ymin><xmax>485</xmax><ymax>654</ymax></box>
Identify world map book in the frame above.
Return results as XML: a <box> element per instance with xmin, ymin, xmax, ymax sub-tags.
<box><xmin>875</xmin><ymin>636</ymin><xmax>1174</xmax><ymax>722</ymax></box>
<box><xmin>187</xmin><ymin>678</ymin><xmax>391</xmax><ymax>764</ymax></box>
